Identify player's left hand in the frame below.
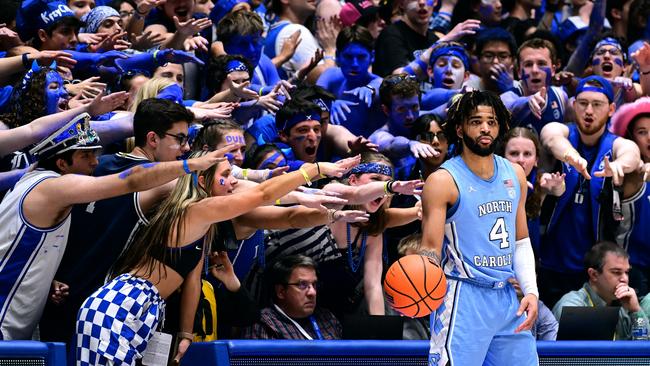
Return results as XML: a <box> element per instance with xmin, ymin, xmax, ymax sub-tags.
<box><xmin>515</xmin><ymin>293</ymin><xmax>538</xmax><ymax>333</ymax></box>
<box><xmin>594</xmin><ymin>157</ymin><xmax>625</xmax><ymax>186</ymax></box>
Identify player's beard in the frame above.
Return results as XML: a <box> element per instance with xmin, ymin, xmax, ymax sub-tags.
<box><xmin>463</xmin><ymin>133</ymin><xmax>496</xmax><ymax>157</ymax></box>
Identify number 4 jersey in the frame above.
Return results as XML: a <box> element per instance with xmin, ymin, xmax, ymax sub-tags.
<box><xmin>440</xmin><ymin>155</ymin><xmax>520</xmax><ymax>286</ymax></box>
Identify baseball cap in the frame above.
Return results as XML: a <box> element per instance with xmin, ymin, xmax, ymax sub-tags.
<box><xmin>30</xmin><ymin>113</ymin><xmax>102</xmax><ymax>161</ymax></box>
<box><xmin>575</xmin><ymin>75</ymin><xmax>614</xmax><ymax>103</ymax></box>
<box><xmin>340</xmin><ymin>0</ymin><xmax>379</xmax><ymax>27</ymax></box>
<box><xmin>16</xmin><ymin>0</ymin><xmax>80</xmax><ymax>42</ymax></box>
<box><xmin>610</xmin><ymin>97</ymin><xmax>650</xmax><ymax>137</ymax></box>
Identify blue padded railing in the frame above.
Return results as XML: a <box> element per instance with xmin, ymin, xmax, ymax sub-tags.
<box><xmin>181</xmin><ymin>340</ymin><xmax>650</xmax><ymax>366</ymax></box>
<box><xmin>0</xmin><ymin>341</ymin><xmax>66</xmax><ymax>366</ymax></box>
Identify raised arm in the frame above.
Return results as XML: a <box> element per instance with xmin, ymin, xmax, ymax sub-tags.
<box><xmin>187</xmin><ymin>159</ymin><xmax>358</xmax><ymax>228</ymax></box>
<box><xmin>323</xmin><ymin>180</ymin><xmax>422</xmax><ymax>206</ymax></box>
<box><xmin>25</xmin><ymin>149</ymin><xmax>229</xmax><ymax>227</ymax></box>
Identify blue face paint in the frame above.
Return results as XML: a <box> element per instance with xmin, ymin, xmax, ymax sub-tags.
<box><xmin>432</xmin><ymin>55</ymin><xmax>465</xmax><ymax>89</ymax></box>
<box><xmin>592</xmin><ymin>58</ymin><xmax>601</xmax><ymax>66</ymax></box>
<box><xmin>541</xmin><ymin>66</ymin><xmax>553</xmax><ymax>88</ymax></box>
<box><xmin>388</xmin><ymin>95</ymin><xmax>420</xmax><ymax>136</ymax></box>
<box><xmin>224</xmin><ymin>135</ymin><xmax>245</xmax><ymax>145</ymax></box>
<box><xmin>614</xmin><ymin>58</ymin><xmax>624</xmax><ymax>67</ymax></box>
<box><xmin>219</xmin><ymin>178</ymin><xmax>225</xmax><ymax>185</ymax></box>
<box><xmin>45</xmin><ymin>71</ymin><xmax>68</xmax><ymax>115</ymax></box>
<box><xmin>337</xmin><ymin>43</ymin><xmax>373</xmax><ymax>84</ymax></box>
<box><xmin>259</xmin><ymin>151</ymin><xmax>285</xmax><ymax>169</ymax></box>
<box><xmin>223</xmin><ymin>34</ymin><xmax>264</xmax><ymax>67</ymax></box>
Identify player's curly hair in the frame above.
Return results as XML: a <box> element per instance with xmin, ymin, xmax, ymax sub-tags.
<box><xmin>0</xmin><ymin>69</ymin><xmax>49</xmax><ymax>129</ymax></box>
<box><xmin>444</xmin><ymin>90</ymin><xmax>511</xmax><ymax>156</ymax></box>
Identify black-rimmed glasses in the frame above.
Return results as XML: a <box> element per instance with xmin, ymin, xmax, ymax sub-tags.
<box><xmin>165</xmin><ymin>132</ymin><xmax>190</xmax><ymax>146</ymax></box>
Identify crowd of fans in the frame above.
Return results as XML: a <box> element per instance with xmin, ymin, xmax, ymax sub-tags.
<box><xmin>0</xmin><ymin>0</ymin><xmax>650</xmax><ymax>363</ymax></box>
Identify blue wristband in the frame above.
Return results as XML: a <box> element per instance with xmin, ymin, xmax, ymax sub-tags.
<box><xmin>438</xmin><ymin>11</ymin><xmax>452</xmax><ymax>17</ymax></box>
<box><xmin>183</xmin><ymin>159</ymin><xmax>191</xmax><ymax>174</ymax></box>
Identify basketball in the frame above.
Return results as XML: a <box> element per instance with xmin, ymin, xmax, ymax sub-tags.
<box><xmin>384</xmin><ymin>254</ymin><xmax>447</xmax><ymax>318</ymax></box>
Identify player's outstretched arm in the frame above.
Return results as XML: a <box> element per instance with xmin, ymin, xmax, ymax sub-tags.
<box><xmin>511</xmin><ymin>163</ymin><xmax>539</xmax><ymax>333</ymax></box>
<box><xmin>420</xmin><ymin>170</ymin><xmax>456</xmax><ymax>263</ymax></box>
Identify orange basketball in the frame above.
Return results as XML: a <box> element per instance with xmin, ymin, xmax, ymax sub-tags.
<box><xmin>384</xmin><ymin>254</ymin><xmax>447</xmax><ymax>318</ymax></box>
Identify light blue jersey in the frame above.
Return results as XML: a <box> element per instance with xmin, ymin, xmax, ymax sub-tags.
<box><xmin>440</xmin><ymin>155</ymin><xmax>519</xmax><ymax>286</ymax></box>
<box><xmin>429</xmin><ymin>155</ymin><xmax>538</xmax><ymax>366</ymax></box>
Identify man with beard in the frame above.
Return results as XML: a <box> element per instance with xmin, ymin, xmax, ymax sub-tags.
<box><xmin>370</xmin><ymin>74</ymin><xmax>437</xmax><ymax>180</ymax></box>
<box><xmin>421</xmin><ymin>91</ymin><xmax>539</xmax><ymax>366</ymax></box>
<box><xmin>539</xmin><ymin>76</ymin><xmax>641</xmax><ymax>307</ymax></box>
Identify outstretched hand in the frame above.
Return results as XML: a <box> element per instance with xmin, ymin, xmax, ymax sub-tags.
<box><xmin>562</xmin><ymin>148</ymin><xmax>590</xmax><ymax>180</ymax></box>
<box><xmin>594</xmin><ymin>157</ymin><xmax>625</xmax><ymax>186</ymax></box>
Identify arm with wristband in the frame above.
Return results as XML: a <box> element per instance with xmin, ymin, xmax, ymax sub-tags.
<box><xmin>512</xmin><ymin>163</ymin><xmax>539</xmax><ymax>333</ymax></box>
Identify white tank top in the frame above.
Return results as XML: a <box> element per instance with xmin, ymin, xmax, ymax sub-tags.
<box><xmin>0</xmin><ymin>169</ymin><xmax>71</xmax><ymax>339</ymax></box>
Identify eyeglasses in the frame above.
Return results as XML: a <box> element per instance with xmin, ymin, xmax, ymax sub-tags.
<box><xmin>119</xmin><ymin>10</ymin><xmax>135</xmax><ymax>17</ymax></box>
<box><xmin>418</xmin><ymin>131</ymin><xmax>447</xmax><ymax>143</ymax></box>
<box><xmin>480</xmin><ymin>52</ymin><xmax>512</xmax><ymax>63</ymax></box>
<box><xmin>286</xmin><ymin>280</ymin><xmax>319</xmax><ymax>291</ymax></box>
<box><xmin>165</xmin><ymin>132</ymin><xmax>190</xmax><ymax>145</ymax></box>
<box><xmin>594</xmin><ymin>47</ymin><xmax>622</xmax><ymax>57</ymax></box>
<box><xmin>575</xmin><ymin>99</ymin><xmax>609</xmax><ymax>111</ymax></box>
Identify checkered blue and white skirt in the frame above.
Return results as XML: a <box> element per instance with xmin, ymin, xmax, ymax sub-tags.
<box><xmin>75</xmin><ymin>273</ymin><xmax>165</xmax><ymax>366</ymax></box>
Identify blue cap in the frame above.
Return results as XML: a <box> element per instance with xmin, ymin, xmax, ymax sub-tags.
<box><xmin>16</xmin><ymin>0</ymin><xmax>78</xmax><ymax>42</ymax></box>
<box><xmin>29</xmin><ymin>113</ymin><xmax>101</xmax><ymax>161</ymax></box>
<box><xmin>576</xmin><ymin>75</ymin><xmax>614</xmax><ymax>103</ymax></box>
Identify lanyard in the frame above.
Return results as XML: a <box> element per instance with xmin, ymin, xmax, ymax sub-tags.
<box><xmin>273</xmin><ymin>304</ymin><xmax>323</xmax><ymax>340</ymax></box>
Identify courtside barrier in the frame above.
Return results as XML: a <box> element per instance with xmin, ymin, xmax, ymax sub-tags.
<box><xmin>182</xmin><ymin>340</ymin><xmax>650</xmax><ymax>366</ymax></box>
<box><xmin>0</xmin><ymin>341</ymin><xmax>66</xmax><ymax>365</ymax></box>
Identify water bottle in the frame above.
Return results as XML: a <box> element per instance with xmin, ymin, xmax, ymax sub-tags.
<box><xmin>632</xmin><ymin>317</ymin><xmax>649</xmax><ymax>340</ymax></box>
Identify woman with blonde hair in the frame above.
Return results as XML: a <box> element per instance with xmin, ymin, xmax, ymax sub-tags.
<box><xmin>75</xmin><ymin>152</ymin><xmax>359</xmax><ymax>365</ymax></box>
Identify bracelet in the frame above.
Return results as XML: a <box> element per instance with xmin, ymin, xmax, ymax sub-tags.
<box><xmin>383</xmin><ymin>181</ymin><xmax>390</xmax><ymax>195</ymax></box>
<box><xmin>415</xmin><ymin>57</ymin><xmax>428</xmax><ymax>72</ymax></box>
<box><xmin>437</xmin><ymin>11</ymin><xmax>452</xmax><ymax>17</ymax></box>
<box><xmin>177</xmin><ymin>331</ymin><xmax>194</xmax><ymax>341</ymax></box>
<box><xmin>22</xmin><ymin>53</ymin><xmax>32</xmax><ymax>69</ymax></box>
<box><xmin>153</xmin><ymin>49</ymin><xmax>160</xmax><ymax>63</ymax></box>
<box><xmin>242</xmin><ymin>168</ymin><xmax>249</xmax><ymax>180</ymax></box>
<box><xmin>641</xmin><ymin>69</ymin><xmax>650</xmax><ymax>75</ymax></box>
<box><xmin>323</xmin><ymin>55</ymin><xmax>336</xmax><ymax>62</ymax></box>
<box><xmin>299</xmin><ymin>168</ymin><xmax>312</xmax><ymax>186</ymax></box>
<box><xmin>316</xmin><ymin>162</ymin><xmax>326</xmax><ymax>178</ymax></box>
<box><xmin>182</xmin><ymin>160</ymin><xmax>191</xmax><ymax>174</ymax></box>
<box><xmin>364</xmin><ymin>85</ymin><xmax>376</xmax><ymax>97</ymax></box>
<box><xmin>276</xmin><ymin>198</ymin><xmax>282</xmax><ymax>205</ymax></box>
<box><xmin>386</xmin><ymin>180</ymin><xmax>396</xmax><ymax>194</ymax></box>
<box><xmin>258</xmin><ymin>87</ymin><xmax>264</xmax><ymax>96</ymax></box>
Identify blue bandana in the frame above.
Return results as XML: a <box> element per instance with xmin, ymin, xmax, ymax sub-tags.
<box><xmin>348</xmin><ymin>162</ymin><xmax>393</xmax><ymax>178</ymax></box>
<box><xmin>430</xmin><ymin>45</ymin><xmax>470</xmax><ymax>70</ymax></box>
<box><xmin>156</xmin><ymin>83</ymin><xmax>184</xmax><ymax>104</ymax></box>
<box><xmin>576</xmin><ymin>75</ymin><xmax>614</xmax><ymax>102</ymax></box>
<box><xmin>80</xmin><ymin>6</ymin><xmax>120</xmax><ymax>34</ymax></box>
<box><xmin>594</xmin><ymin>37</ymin><xmax>623</xmax><ymax>54</ymax></box>
<box><xmin>312</xmin><ymin>98</ymin><xmax>332</xmax><ymax>113</ymax></box>
<box><xmin>278</xmin><ymin>110</ymin><xmax>321</xmax><ymax>132</ymax></box>
<box><xmin>226</xmin><ymin>60</ymin><xmax>249</xmax><ymax>74</ymax></box>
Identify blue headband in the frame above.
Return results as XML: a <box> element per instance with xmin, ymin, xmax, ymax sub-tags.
<box><xmin>348</xmin><ymin>162</ymin><xmax>393</xmax><ymax>178</ymax></box>
<box><xmin>226</xmin><ymin>60</ymin><xmax>249</xmax><ymax>74</ymax></box>
<box><xmin>312</xmin><ymin>98</ymin><xmax>332</xmax><ymax>113</ymax></box>
<box><xmin>430</xmin><ymin>46</ymin><xmax>469</xmax><ymax>70</ymax></box>
<box><xmin>595</xmin><ymin>37</ymin><xmax>623</xmax><ymax>54</ymax></box>
<box><xmin>20</xmin><ymin>60</ymin><xmax>57</xmax><ymax>93</ymax></box>
<box><xmin>279</xmin><ymin>110</ymin><xmax>321</xmax><ymax>131</ymax></box>
<box><xmin>576</xmin><ymin>75</ymin><xmax>614</xmax><ymax>102</ymax></box>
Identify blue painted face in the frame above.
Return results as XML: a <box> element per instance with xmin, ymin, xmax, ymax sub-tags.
<box><xmin>45</xmin><ymin>71</ymin><xmax>68</xmax><ymax>115</ymax></box>
<box><xmin>432</xmin><ymin>55</ymin><xmax>466</xmax><ymax>89</ymax></box>
<box><xmin>337</xmin><ymin>43</ymin><xmax>373</xmax><ymax>83</ymax></box>
<box><xmin>388</xmin><ymin>94</ymin><xmax>420</xmax><ymax>136</ymax></box>
<box><xmin>223</xmin><ymin>34</ymin><xmax>264</xmax><ymax>67</ymax></box>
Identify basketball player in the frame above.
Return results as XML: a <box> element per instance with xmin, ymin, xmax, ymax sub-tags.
<box><xmin>421</xmin><ymin>91</ymin><xmax>539</xmax><ymax>365</ymax></box>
